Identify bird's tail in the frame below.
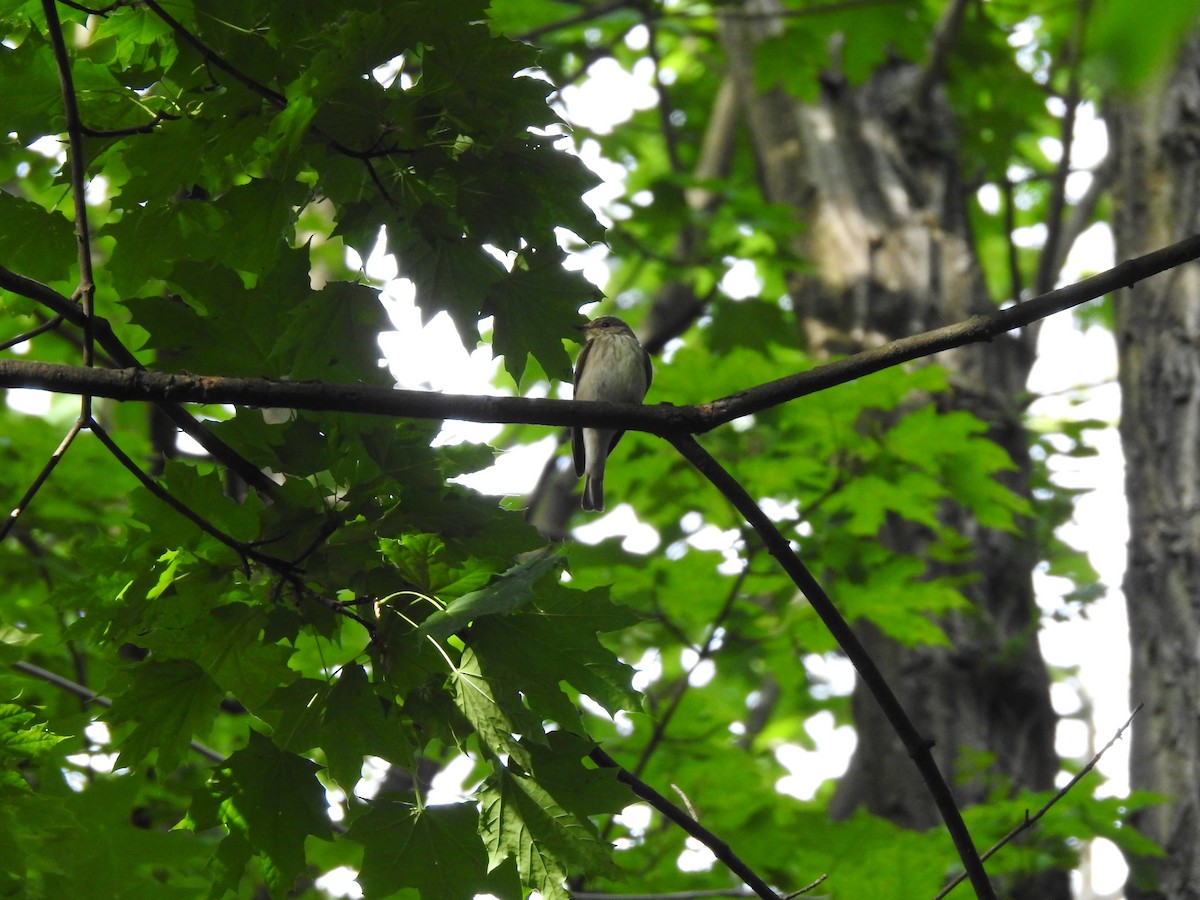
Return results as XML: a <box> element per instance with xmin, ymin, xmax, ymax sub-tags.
<box><xmin>582</xmin><ymin>472</ymin><xmax>604</xmax><ymax>512</ymax></box>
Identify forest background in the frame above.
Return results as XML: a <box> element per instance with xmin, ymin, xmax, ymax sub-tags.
<box><xmin>3</xmin><ymin>1</ymin><xmax>1200</xmax><ymax>898</ymax></box>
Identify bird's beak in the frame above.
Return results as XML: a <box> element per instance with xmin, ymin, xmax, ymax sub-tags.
<box><xmin>573</xmin><ymin>323</ymin><xmax>589</xmax><ymax>332</ymax></box>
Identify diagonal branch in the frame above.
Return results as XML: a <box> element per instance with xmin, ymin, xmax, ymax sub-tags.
<box><xmin>140</xmin><ymin>0</ymin><xmax>415</xmax><ymax>172</ymax></box>
<box><xmin>666</xmin><ymin>433</ymin><xmax>995</xmax><ymax>899</ymax></box>
<box><xmin>911</xmin><ymin>0</ymin><xmax>970</xmax><ymax>111</ymax></box>
<box><xmin>84</xmin><ymin>419</ymin><xmax>376</xmax><ymax>633</ymax></box>
<box><xmin>0</xmin><ymin>315</ymin><xmax>64</xmax><ymax>352</ymax></box>
<box><xmin>1032</xmin><ymin>0</ymin><xmax>1092</xmax><ymax>301</ymax></box>
<box><xmin>86</xmin><ymin>419</ymin><xmax>287</xmax><ymax>571</ymax></box>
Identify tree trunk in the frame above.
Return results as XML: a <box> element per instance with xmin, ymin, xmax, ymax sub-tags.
<box><xmin>1110</xmin><ymin>34</ymin><xmax>1200</xmax><ymax>900</ymax></box>
<box><xmin>721</xmin><ymin>5</ymin><xmax>1065</xmax><ymax>895</ymax></box>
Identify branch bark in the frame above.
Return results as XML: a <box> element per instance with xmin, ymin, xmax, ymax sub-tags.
<box><xmin>6</xmin><ymin>229</ymin><xmax>1200</xmax><ymax>432</ymax></box>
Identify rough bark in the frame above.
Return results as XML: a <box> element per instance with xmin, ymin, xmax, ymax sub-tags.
<box><xmin>721</xmin><ymin>5</ymin><xmax>1065</xmax><ymax>895</ymax></box>
<box><xmin>1110</xmin><ymin>34</ymin><xmax>1200</xmax><ymax>900</ymax></box>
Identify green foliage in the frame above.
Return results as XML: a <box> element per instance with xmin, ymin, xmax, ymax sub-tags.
<box><xmin>0</xmin><ymin>0</ymin><xmax>1154</xmax><ymax>897</ymax></box>
<box><xmin>0</xmin><ymin>703</ymin><xmax>65</xmax><ymax>791</ymax></box>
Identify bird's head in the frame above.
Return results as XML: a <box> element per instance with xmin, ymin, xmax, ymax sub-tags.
<box><xmin>577</xmin><ymin>316</ymin><xmax>635</xmax><ymax>340</ymax></box>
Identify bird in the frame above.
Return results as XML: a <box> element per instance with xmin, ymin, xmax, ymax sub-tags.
<box><xmin>571</xmin><ymin>315</ymin><xmax>653</xmax><ymax>512</ymax></box>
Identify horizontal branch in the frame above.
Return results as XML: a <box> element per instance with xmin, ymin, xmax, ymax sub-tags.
<box><xmin>5</xmin><ymin>231</ymin><xmax>1200</xmax><ymax>431</ymax></box>
<box><xmin>0</xmin><ymin>359</ymin><xmax>696</xmax><ymax>431</ymax></box>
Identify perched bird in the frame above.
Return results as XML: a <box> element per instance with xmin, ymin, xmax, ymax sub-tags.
<box><xmin>572</xmin><ymin>316</ymin><xmax>653</xmax><ymax>512</ymax></box>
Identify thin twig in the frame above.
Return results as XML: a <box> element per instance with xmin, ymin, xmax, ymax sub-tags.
<box><xmin>589</xmin><ymin>746</ymin><xmax>782</xmax><ymax>900</ymax></box>
<box><xmin>784</xmin><ymin>874</ymin><xmax>828</xmax><ymax>897</ymax></box>
<box><xmin>632</xmin><ymin>564</ymin><xmax>751</xmax><ymax>778</ymax></box>
<box><xmin>141</xmin><ymin>0</ymin><xmax>286</xmax><ymax>107</ymax></box>
<box><xmin>11</xmin><ymin>660</ymin><xmax>225</xmax><ymax>764</ymax></box>
<box><xmin>1050</xmin><ymin>153</ymin><xmax>1116</xmax><ymax>280</ymax></box>
<box><xmin>42</xmin><ymin>0</ymin><xmax>96</xmax><ymax>420</ymax></box>
<box><xmin>80</xmin><ymin>109</ymin><xmax>181</xmax><ymax>137</ymax></box>
<box><xmin>0</xmin><ymin>419</ymin><xmax>85</xmax><ymax>542</ymax></box>
<box><xmin>666</xmin><ymin>434</ymin><xmax>995</xmax><ymax>900</ymax></box>
<box><xmin>1033</xmin><ymin>0</ymin><xmax>1092</xmax><ymax>300</ymax></box>
<box><xmin>1001</xmin><ymin>178</ymin><xmax>1024</xmax><ymax>305</ymax></box>
<box><xmin>932</xmin><ymin>703</ymin><xmax>1143</xmax><ymax>900</ymax></box>
<box><xmin>701</xmin><ymin>0</ymin><xmax>911</xmax><ymax>22</ymax></box>
<box><xmin>0</xmin><ymin>315</ymin><xmax>64</xmax><ymax>352</ymax></box>
<box><xmin>515</xmin><ymin>0</ymin><xmax>632</xmax><ymax>42</ymax></box>
<box><xmin>56</xmin><ymin>0</ymin><xmax>126</xmax><ymax>14</ymax></box>
<box><xmin>85</xmin><ymin>419</ymin><xmax>376</xmax><ymax>633</ymax></box>
<box><xmin>646</xmin><ymin>12</ymin><xmax>684</xmax><ymax>179</ymax></box>
<box><xmin>140</xmin><ymin>0</ymin><xmax>404</xmax><ymax>175</ymax></box>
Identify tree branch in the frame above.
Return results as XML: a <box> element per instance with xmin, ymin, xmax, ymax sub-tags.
<box><xmin>912</xmin><ymin>0</ymin><xmax>970</xmax><ymax>110</ymax></box>
<box><xmin>666</xmin><ymin>434</ymin><xmax>996</xmax><ymax>899</ymax></box>
<box><xmin>515</xmin><ymin>0</ymin><xmax>632</xmax><ymax>43</ymax></box>
<box><xmin>140</xmin><ymin>0</ymin><xmax>415</xmax><ymax>176</ymax></box>
<box><xmin>589</xmin><ymin>746</ymin><xmax>783</xmax><ymax>900</ymax></box>
<box><xmin>0</xmin><ymin>315</ymin><xmax>64</xmax><ymax>352</ymax></box>
<box><xmin>932</xmin><ymin>703</ymin><xmax>1143</xmax><ymax>900</ymax></box>
<box><xmin>572</xmin><ymin>889</ymin><xmax>753</xmax><ymax>900</ymax></box>
<box><xmin>7</xmin><ymin>229</ymin><xmax>1200</xmax><ymax>436</ymax></box>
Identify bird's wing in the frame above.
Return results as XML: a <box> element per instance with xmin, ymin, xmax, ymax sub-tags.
<box><xmin>572</xmin><ymin>340</ymin><xmax>595</xmax><ymax>476</ymax></box>
<box><xmin>606</xmin><ymin>430</ymin><xmax>627</xmax><ymax>458</ymax></box>
<box><xmin>572</xmin><ymin>426</ymin><xmax>586</xmax><ymax>476</ymax></box>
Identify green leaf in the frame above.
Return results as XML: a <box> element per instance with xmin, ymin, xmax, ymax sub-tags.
<box><xmin>0</xmin><ymin>704</ymin><xmax>65</xmax><ymax>791</ymax></box>
<box><xmin>389</xmin><ymin>218</ymin><xmax>506</xmax><ymax>348</ymax></box>
<box><xmin>469</xmin><ymin>581</ymin><xmax>640</xmax><ymax>721</ymax></box>
<box><xmin>380</xmin><ymin>532</ymin><xmax>498</xmax><ymax>600</ymax></box>
<box><xmin>486</xmin><ymin>247</ymin><xmax>597</xmax><ymax>385</ymax></box>
<box><xmin>318</xmin><ymin>664</ymin><xmax>413</xmax><ymax>790</ymax></box>
<box><xmin>451</xmin><ymin>647</ymin><xmax>538</xmax><ymax>771</ymax></box>
<box><xmin>102</xmin><ymin>659</ymin><xmax>223</xmax><ymax>771</ymax></box>
<box><xmin>481</xmin><ymin>762</ymin><xmax>618</xmax><ymax>899</ymax></box>
<box><xmin>137</xmin><ymin>601</ymin><xmax>296</xmax><ymax>710</ymax></box>
<box><xmin>349</xmin><ymin>800</ymin><xmax>519</xmax><ymax>899</ymax></box>
<box><xmin>420</xmin><ymin>547</ymin><xmax>563</xmax><ymax>640</ymax></box>
<box><xmin>0</xmin><ymin>189</ymin><xmax>76</xmax><ymax>283</ymax></box>
<box><xmin>223</xmin><ymin>730</ymin><xmax>333</xmax><ymax>898</ymax></box>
